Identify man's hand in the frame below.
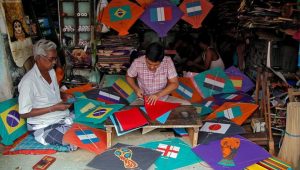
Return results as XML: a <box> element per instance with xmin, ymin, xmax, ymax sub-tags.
<box><xmin>134</xmin><ymin>88</ymin><xmax>144</xmax><ymax>98</ymax></box>
<box><xmin>51</xmin><ymin>102</ymin><xmax>71</xmax><ymax>112</ymax></box>
<box><xmin>61</xmin><ymin>92</ymin><xmax>74</xmax><ymax>102</ymax></box>
<box><xmin>147</xmin><ymin>93</ymin><xmax>160</xmax><ymax>105</ymax></box>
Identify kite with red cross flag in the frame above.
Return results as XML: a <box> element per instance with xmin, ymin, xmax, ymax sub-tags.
<box><xmin>140</xmin><ymin>138</ymin><xmax>202</xmax><ymax>169</ymax></box>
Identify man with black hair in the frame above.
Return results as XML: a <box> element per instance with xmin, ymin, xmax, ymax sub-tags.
<box><xmin>126</xmin><ymin>42</ymin><xmax>190</xmax><ymax>105</ymax></box>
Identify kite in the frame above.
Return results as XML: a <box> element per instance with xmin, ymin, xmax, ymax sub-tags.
<box><xmin>179</xmin><ymin>0</ymin><xmax>213</xmax><ymax>28</ymax></box>
<box><xmin>87</xmin><ymin>143</ymin><xmax>161</xmax><ymax>170</ymax></box>
<box><xmin>225</xmin><ymin>66</ymin><xmax>255</xmax><ymax>93</ymax></box>
<box><xmin>0</xmin><ymin>98</ymin><xmax>27</xmax><ymax>145</ymax></box>
<box><xmin>140</xmin><ymin>0</ymin><xmax>183</xmax><ymax>37</ymax></box>
<box><xmin>171</xmin><ymin>77</ymin><xmax>203</xmax><ymax>103</ymax></box>
<box><xmin>144</xmin><ymin>97</ymin><xmax>180</xmax><ymax>121</ymax></box>
<box><xmin>99</xmin><ymin>0</ymin><xmax>144</xmax><ymax>36</ymax></box>
<box><xmin>198</xmin><ymin>117</ymin><xmax>245</xmax><ymax>144</ymax></box>
<box><xmin>193</xmin><ymin>67</ymin><xmax>236</xmax><ymax>98</ymax></box>
<box><xmin>205</xmin><ymin>102</ymin><xmax>258</xmax><ymax>125</ymax></box>
<box><xmin>192</xmin><ymin>135</ymin><xmax>271</xmax><ymax>170</ymax></box>
<box><xmin>63</xmin><ymin>123</ymin><xmax>107</xmax><ymax>154</ymax></box>
<box><xmin>140</xmin><ymin>138</ymin><xmax>202</xmax><ymax>169</ymax></box>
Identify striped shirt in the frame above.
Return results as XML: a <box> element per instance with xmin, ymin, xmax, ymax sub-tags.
<box><xmin>127</xmin><ymin>55</ymin><xmax>177</xmax><ymax>96</ymax></box>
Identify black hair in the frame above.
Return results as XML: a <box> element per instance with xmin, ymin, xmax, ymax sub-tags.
<box><xmin>196</xmin><ymin>32</ymin><xmax>211</xmax><ymax>46</ymax></box>
<box><xmin>145</xmin><ymin>42</ymin><xmax>164</xmax><ymax>62</ymax></box>
<box><xmin>11</xmin><ymin>19</ymin><xmax>29</xmax><ymax>41</ymax></box>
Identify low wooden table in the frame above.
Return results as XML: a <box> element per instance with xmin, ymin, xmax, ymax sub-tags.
<box><xmin>104</xmin><ymin>105</ymin><xmax>202</xmax><ymax>147</ymax></box>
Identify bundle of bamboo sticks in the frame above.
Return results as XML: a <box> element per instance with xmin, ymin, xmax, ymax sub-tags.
<box><xmin>278</xmin><ymin>102</ymin><xmax>300</xmax><ymax>169</ymax></box>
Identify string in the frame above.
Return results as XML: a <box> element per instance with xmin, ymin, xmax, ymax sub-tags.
<box><xmin>77</xmin><ymin>125</ymin><xmax>100</xmax><ymax>151</ymax></box>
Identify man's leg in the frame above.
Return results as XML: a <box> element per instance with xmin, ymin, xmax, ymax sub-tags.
<box><xmin>166</xmin><ymin>96</ymin><xmax>191</xmax><ymax>105</ymax></box>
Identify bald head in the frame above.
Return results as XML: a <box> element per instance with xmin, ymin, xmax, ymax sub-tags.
<box><xmin>33</xmin><ymin>39</ymin><xmax>57</xmax><ymax>60</ymax></box>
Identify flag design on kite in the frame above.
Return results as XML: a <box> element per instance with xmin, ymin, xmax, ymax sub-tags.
<box><xmin>216</xmin><ymin>106</ymin><xmax>242</xmax><ymax>119</ymax></box>
<box><xmin>109</xmin><ymin>5</ymin><xmax>132</xmax><ymax>22</ymax></box>
<box><xmin>156</xmin><ymin>143</ymin><xmax>180</xmax><ymax>158</ymax></box>
<box><xmin>150</xmin><ymin>7</ymin><xmax>172</xmax><ymax>22</ymax></box>
<box><xmin>114</xmin><ymin>147</ymin><xmax>138</xmax><ymax>169</ymax></box>
<box><xmin>98</xmin><ymin>90</ymin><xmax>121</xmax><ymax>104</ymax></box>
<box><xmin>204</xmin><ymin>74</ymin><xmax>225</xmax><ymax>92</ymax></box>
<box><xmin>186</xmin><ymin>1</ymin><xmax>202</xmax><ymax>16</ymax></box>
<box><xmin>229</xmin><ymin>75</ymin><xmax>243</xmax><ymax>91</ymax></box>
<box><xmin>176</xmin><ymin>82</ymin><xmax>193</xmax><ymax>100</ymax></box>
<box><xmin>112</xmin><ymin>79</ymin><xmax>134</xmax><ymax>99</ymax></box>
<box><xmin>75</xmin><ymin>130</ymin><xmax>100</xmax><ymax>144</ymax></box>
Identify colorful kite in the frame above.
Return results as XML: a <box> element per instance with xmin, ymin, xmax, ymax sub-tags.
<box><xmin>95</xmin><ymin>87</ymin><xmax>129</xmax><ymax>105</ymax></box>
<box><xmin>193</xmin><ymin>67</ymin><xmax>236</xmax><ymax>98</ymax></box>
<box><xmin>205</xmin><ymin>102</ymin><xmax>258</xmax><ymax>125</ymax></box>
<box><xmin>63</xmin><ymin>123</ymin><xmax>107</xmax><ymax>154</ymax></box>
<box><xmin>171</xmin><ymin>77</ymin><xmax>203</xmax><ymax>103</ymax></box>
<box><xmin>87</xmin><ymin>143</ymin><xmax>161</xmax><ymax>169</ymax></box>
<box><xmin>140</xmin><ymin>107</ymin><xmax>171</xmax><ymax>124</ymax></box>
<box><xmin>110</xmin><ymin>113</ymin><xmax>142</xmax><ymax>136</ymax></box>
<box><xmin>198</xmin><ymin>117</ymin><xmax>245</xmax><ymax>144</ymax></box>
<box><xmin>144</xmin><ymin>97</ymin><xmax>180</xmax><ymax>121</ymax></box>
<box><xmin>192</xmin><ymin>103</ymin><xmax>213</xmax><ymax>116</ymax></box>
<box><xmin>0</xmin><ymin>98</ymin><xmax>27</xmax><ymax>145</ymax></box>
<box><xmin>112</xmin><ymin>78</ymin><xmax>137</xmax><ymax>103</ymax></box>
<box><xmin>192</xmin><ymin>135</ymin><xmax>271</xmax><ymax>170</ymax></box>
<box><xmin>245</xmin><ymin>156</ymin><xmax>292</xmax><ymax>170</ymax></box>
<box><xmin>113</xmin><ymin>107</ymin><xmax>148</xmax><ymax>131</ymax></box>
<box><xmin>179</xmin><ymin>0</ymin><xmax>213</xmax><ymax>28</ymax></box>
<box><xmin>213</xmin><ymin>92</ymin><xmax>254</xmax><ymax>106</ymax></box>
<box><xmin>140</xmin><ymin>0</ymin><xmax>183</xmax><ymax>37</ymax></box>
<box><xmin>135</xmin><ymin>0</ymin><xmax>154</xmax><ymax>8</ymax></box>
<box><xmin>100</xmin><ymin>0</ymin><xmax>144</xmax><ymax>36</ymax></box>
<box><xmin>64</xmin><ymin>84</ymin><xmax>94</xmax><ymax>95</ymax></box>
<box><xmin>140</xmin><ymin>138</ymin><xmax>202</xmax><ymax>169</ymax></box>
<box><xmin>74</xmin><ymin>98</ymin><xmax>103</xmax><ymax>116</ymax></box>
<box><xmin>75</xmin><ymin>103</ymin><xmax>124</xmax><ymax>124</ymax></box>
<box><xmin>225</xmin><ymin>66</ymin><xmax>255</xmax><ymax>93</ymax></box>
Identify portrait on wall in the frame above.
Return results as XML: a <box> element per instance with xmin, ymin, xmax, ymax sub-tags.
<box><xmin>2</xmin><ymin>0</ymin><xmax>33</xmax><ymax>67</ymax></box>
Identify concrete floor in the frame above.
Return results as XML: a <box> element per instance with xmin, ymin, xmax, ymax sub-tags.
<box><xmin>0</xmin><ymin>129</ymin><xmax>213</xmax><ymax>170</ymax></box>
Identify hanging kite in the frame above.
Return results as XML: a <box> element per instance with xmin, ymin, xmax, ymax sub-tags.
<box><xmin>205</xmin><ymin>102</ymin><xmax>258</xmax><ymax>125</ymax></box>
<box><xmin>225</xmin><ymin>66</ymin><xmax>255</xmax><ymax>93</ymax></box>
<box><xmin>140</xmin><ymin>0</ymin><xmax>183</xmax><ymax>37</ymax></box>
<box><xmin>63</xmin><ymin>123</ymin><xmax>107</xmax><ymax>154</ymax></box>
<box><xmin>135</xmin><ymin>0</ymin><xmax>154</xmax><ymax>8</ymax></box>
<box><xmin>140</xmin><ymin>138</ymin><xmax>202</xmax><ymax>169</ymax></box>
<box><xmin>192</xmin><ymin>135</ymin><xmax>271</xmax><ymax>170</ymax></box>
<box><xmin>99</xmin><ymin>0</ymin><xmax>144</xmax><ymax>36</ymax></box>
<box><xmin>0</xmin><ymin>98</ymin><xmax>27</xmax><ymax>145</ymax></box>
<box><xmin>179</xmin><ymin>0</ymin><xmax>213</xmax><ymax>28</ymax></box>
<box><xmin>87</xmin><ymin>143</ymin><xmax>161</xmax><ymax>170</ymax></box>
<box><xmin>144</xmin><ymin>97</ymin><xmax>180</xmax><ymax>121</ymax></box>
<box><xmin>171</xmin><ymin>77</ymin><xmax>203</xmax><ymax>103</ymax></box>
<box><xmin>198</xmin><ymin>117</ymin><xmax>245</xmax><ymax>145</ymax></box>
<box><xmin>193</xmin><ymin>67</ymin><xmax>236</xmax><ymax>98</ymax></box>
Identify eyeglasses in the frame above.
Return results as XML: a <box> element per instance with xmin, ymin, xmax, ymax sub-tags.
<box><xmin>43</xmin><ymin>56</ymin><xmax>58</xmax><ymax>63</ymax></box>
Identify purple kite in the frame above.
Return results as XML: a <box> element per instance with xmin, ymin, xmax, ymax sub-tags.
<box><xmin>192</xmin><ymin>135</ymin><xmax>270</xmax><ymax>170</ymax></box>
<box><xmin>225</xmin><ymin>66</ymin><xmax>255</xmax><ymax>93</ymax></box>
<box><xmin>140</xmin><ymin>0</ymin><xmax>183</xmax><ymax>37</ymax></box>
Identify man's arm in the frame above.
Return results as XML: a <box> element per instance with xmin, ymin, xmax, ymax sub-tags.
<box><xmin>20</xmin><ymin>103</ymin><xmax>71</xmax><ymax>119</ymax></box>
<box><xmin>157</xmin><ymin>77</ymin><xmax>179</xmax><ymax>97</ymax></box>
<box><xmin>147</xmin><ymin>77</ymin><xmax>179</xmax><ymax>105</ymax></box>
<box><xmin>126</xmin><ymin>74</ymin><xmax>143</xmax><ymax>98</ymax></box>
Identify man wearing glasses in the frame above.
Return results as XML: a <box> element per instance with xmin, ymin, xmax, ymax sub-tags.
<box><xmin>18</xmin><ymin>39</ymin><xmax>76</xmax><ymax>150</ymax></box>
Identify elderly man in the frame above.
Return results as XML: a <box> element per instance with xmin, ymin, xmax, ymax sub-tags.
<box><xmin>18</xmin><ymin>39</ymin><xmax>76</xmax><ymax>150</ymax></box>
<box><xmin>126</xmin><ymin>42</ymin><xmax>190</xmax><ymax>105</ymax></box>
